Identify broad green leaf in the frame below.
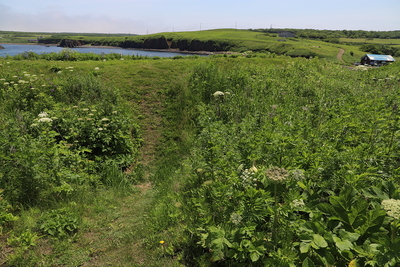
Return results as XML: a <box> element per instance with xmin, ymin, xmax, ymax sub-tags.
<box><xmin>358</xmin><ymin>208</ymin><xmax>386</xmax><ymax>236</ymax></box>
<box><xmin>297</xmin><ymin>181</ymin><xmax>307</xmax><ymax>189</ymax></box>
<box><xmin>302</xmin><ymin>257</ymin><xmax>316</xmax><ymax>267</ymax></box>
<box><xmin>317</xmin><ymin>203</ymin><xmax>338</xmax><ymax>216</ymax></box>
<box><xmin>299</xmin><ymin>233</ymin><xmax>312</xmax><ymax>241</ymax></box>
<box><xmin>250</xmin><ymin>251</ymin><xmax>260</xmax><ymax>262</ymax></box>
<box><xmin>313</xmin><ymin>234</ymin><xmax>328</xmax><ymax>248</ymax></box>
<box><xmin>323</xmin><ymin>251</ymin><xmax>335</xmax><ymax>266</ymax></box>
<box><xmin>210</xmin><ymin>248</ymin><xmax>225</xmax><ymax>262</ymax></box>
<box><xmin>300</xmin><ymin>241</ymin><xmax>311</xmax><ymax>253</ymax></box>
<box><xmin>338</xmin><ymin>229</ymin><xmax>360</xmax><ymax>242</ymax></box>
<box><xmin>334</xmin><ymin>237</ymin><xmax>353</xmax><ymax>251</ymax></box>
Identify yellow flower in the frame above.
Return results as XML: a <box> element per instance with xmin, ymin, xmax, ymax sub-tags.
<box><xmin>348</xmin><ymin>259</ymin><xmax>358</xmax><ymax>267</ymax></box>
<box><xmin>159</xmin><ymin>240</ymin><xmax>165</xmax><ymax>244</ymax></box>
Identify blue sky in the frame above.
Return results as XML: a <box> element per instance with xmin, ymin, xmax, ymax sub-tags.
<box><xmin>0</xmin><ymin>0</ymin><xmax>399</xmax><ymax>34</ymax></box>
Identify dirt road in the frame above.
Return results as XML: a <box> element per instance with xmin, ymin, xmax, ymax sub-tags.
<box><xmin>337</xmin><ymin>49</ymin><xmax>345</xmax><ymax>63</ymax></box>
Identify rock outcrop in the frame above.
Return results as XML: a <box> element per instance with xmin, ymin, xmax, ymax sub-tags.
<box><xmin>59</xmin><ymin>39</ymin><xmax>82</xmax><ymax>48</ymax></box>
<box><xmin>120</xmin><ymin>37</ymin><xmax>231</xmax><ymax>52</ymax></box>
<box><xmin>170</xmin><ymin>39</ymin><xmax>230</xmax><ymax>52</ymax></box>
<box><xmin>119</xmin><ymin>37</ymin><xmax>170</xmax><ymax>49</ymax></box>
<box><xmin>57</xmin><ymin>36</ymin><xmax>232</xmax><ymax>52</ymax></box>
<box><xmin>0</xmin><ymin>44</ymin><xmax>4</xmax><ymax>50</ymax></box>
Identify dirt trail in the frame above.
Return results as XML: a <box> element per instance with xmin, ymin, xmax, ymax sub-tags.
<box><xmin>337</xmin><ymin>49</ymin><xmax>345</xmax><ymax>63</ymax></box>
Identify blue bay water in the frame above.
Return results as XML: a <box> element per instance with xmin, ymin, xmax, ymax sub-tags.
<box><xmin>0</xmin><ymin>44</ymin><xmax>201</xmax><ymax>58</ymax></box>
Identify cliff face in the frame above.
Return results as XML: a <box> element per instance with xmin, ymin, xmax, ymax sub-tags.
<box><xmin>170</xmin><ymin>39</ymin><xmax>230</xmax><ymax>51</ymax></box>
<box><xmin>119</xmin><ymin>37</ymin><xmax>170</xmax><ymax>49</ymax></box>
<box><xmin>120</xmin><ymin>37</ymin><xmax>231</xmax><ymax>52</ymax></box>
<box><xmin>59</xmin><ymin>39</ymin><xmax>82</xmax><ymax>48</ymax></box>
<box><xmin>58</xmin><ymin>36</ymin><xmax>232</xmax><ymax>52</ymax></box>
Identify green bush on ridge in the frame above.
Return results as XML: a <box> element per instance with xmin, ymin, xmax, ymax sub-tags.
<box><xmin>0</xmin><ymin>61</ymin><xmax>141</xmax><ymax>206</ymax></box>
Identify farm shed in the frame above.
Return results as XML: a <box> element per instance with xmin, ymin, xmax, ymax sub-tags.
<box><xmin>361</xmin><ymin>54</ymin><xmax>395</xmax><ymax>66</ymax></box>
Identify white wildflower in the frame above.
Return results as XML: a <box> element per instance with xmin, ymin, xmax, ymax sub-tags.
<box><xmin>213</xmin><ymin>91</ymin><xmax>224</xmax><ymax>98</ymax></box>
<box><xmin>241</xmin><ymin>168</ymin><xmax>258</xmax><ymax>188</ymax></box>
<box><xmin>290</xmin><ymin>169</ymin><xmax>305</xmax><ymax>180</ymax></box>
<box><xmin>230</xmin><ymin>213</ymin><xmax>243</xmax><ymax>225</ymax></box>
<box><xmin>38</xmin><ymin>111</ymin><xmax>49</xmax><ymax>118</ymax></box>
<box><xmin>94</xmin><ymin>67</ymin><xmax>99</xmax><ymax>71</ymax></box>
<box><xmin>265</xmin><ymin>167</ymin><xmax>289</xmax><ymax>183</ymax></box>
<box><xmin>292</xmin><ymin>199</ymin><xmax>305</xmax><ymax>208</ymax></box>
<box><xmin>38</xmin><ymin>117</ymin><xmax>53</xmax><ymax>123</ymax></box>
<box><xmin>382</xmin><ymin>199</ymin><xmax>400</xmax><ymax>219</ymax></box>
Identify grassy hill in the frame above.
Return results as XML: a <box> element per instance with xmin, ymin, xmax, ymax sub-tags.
<box><xmin>35</xmin><ymin>29</ymin><xmax>360</xmax><ymax>61</ymax></box>
<box><xmin>3</xmin><ymin>29</ymin><xmax>400</xmax><ymax>63</ymax></box>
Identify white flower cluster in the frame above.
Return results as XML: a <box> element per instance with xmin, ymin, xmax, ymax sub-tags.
<box><xmin>38</xmin><ymin>111</ymin><xmax>49</xmax><ymax>118</ymax></box>
<box><xmin>290</xmin><ymin>169</ymin><xmax>305</xmax><ymax>180</ymax></box>
<box><xmin>241</xmin><ymin>168</ymin><xmax>258</xmax><ymax>188</ymax></box>
<box><xmin>265</xmin><ymin>166</ymin><xmax>289</xmax><ymax>183</ymax></box>
<box><xmin>37</xmin><ymin>111</ymin><xmax>53</xmax><ymax>123</ymax></box>
<box><xmin>291</xmin><ymin>199</ymin><xmax>305</xmax><ymax>208</ymax></box>
<box><xmin>230</xmin><ymin>213</ymin><xmax>243</xmax><ymax>225</ymax></box>
<box><xmin>381</xmin><ymin>199</ymin><xmax>400</xmax><ymax>220</ymax></box>
<box><xmin>213</xmin><ymin>91</ymin><xmax>224</xmax><ymax>97</ymax></box>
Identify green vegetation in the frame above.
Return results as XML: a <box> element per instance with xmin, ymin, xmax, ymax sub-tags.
<box><xmin>257</xmin><ymin>28</ymin><xmax>400</xmax><ymax>40</ymax></box>
<box><xmin>0</xmin><ymin>48</ymin><xmax>400</xmax><ymax>266</ymax></box>
<box><xmin>3</xmin><ymin>29</ymin><xmax>400</xmax><ymax>61</ymax></box>
<box><xmin>0</xmin><ymin>31</ymin><xmax>132</xmax><ymax>44</ymax></box>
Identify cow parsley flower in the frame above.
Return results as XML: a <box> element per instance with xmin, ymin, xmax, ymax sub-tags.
<box><xmin>382</xmin><ymin>199</ymin><xmax>400</xmax><ymax>219</ymax></box>
<box><xmin>38</xmin><ymin>117</ymin><xmax>53</xmax><ymax>123</ymax></box>
<box><xmin>230</xmin><ymin>213</ymin><xmax>243</xmax><ymax>225</ymax></box>
<box><xmin>265</xmin><ymin>166</ymin><xmax>289</xmax><ymax>183</ymax></box>
<box><xmin>38</xmin><ymin>111</ymin><xmax>49</xmax><ymax>118</ymax></box>
<box><xmin>291</xmin><ymin>199</ymin><xmax>305</xmax><ymax>208</ymax></box>
<box><xmin>213</xmin><ymin>91</ymin><xmax>224</xmax><ymax>98</ymax></box>
<box><xmin>241</xmin><ymin>168</ymin><xmax>258</xmax><ymax>188</ymax></box>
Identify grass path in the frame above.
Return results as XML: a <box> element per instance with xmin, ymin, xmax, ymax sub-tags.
<box><xmin>337</xmin><ymin>48</ymin><xmax>345</xmax><ymax>63</ymax></box>
<box><xmin>76</xmin><ymin>60</ymin><xmax>195</xmax><ymax>266</ymax></box>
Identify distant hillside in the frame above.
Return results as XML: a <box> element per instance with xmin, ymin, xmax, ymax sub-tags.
<box><xmin>37</xmin><ymin>29</ymin><xmax>356</xmax><ymax>60</ymax></box>
<box><xmin>255</xmin><ymin>28</ymin><xmax>400</xmax><ymax>39</ymax></box>
<box><xmin>5</xmin><ymin>28</ymin><xmax>400</xmax><ymax>61</ymax></box>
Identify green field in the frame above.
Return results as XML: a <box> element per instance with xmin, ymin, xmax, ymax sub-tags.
<box><xmin>1</xmin><ymin>46</ymin><xmax>400</xmax><ymax>266</ymax></box>
<box><xmin>2</xmin><ymin>29</ymin><xmax>400</xmax><ymax>63</ymax></box>
<box><xmin>340</xmin><ymin>38</ymin><xmax>400</xmax><ymax>45</ymax></box>
<box><xmin>0</xmin><ymin>31</ymin><xmax>130</xmax><ymax>44</ymax></box>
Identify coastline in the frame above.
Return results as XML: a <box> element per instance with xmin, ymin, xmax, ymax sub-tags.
<box><xmin>0</xmin><ymin>42</ymin><xmax>234</xmax><ymax>56</ymax></box>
